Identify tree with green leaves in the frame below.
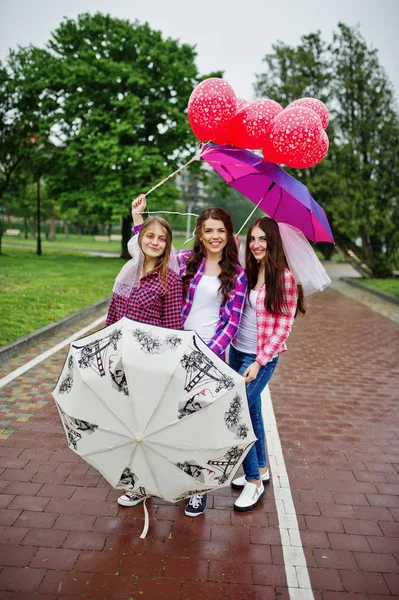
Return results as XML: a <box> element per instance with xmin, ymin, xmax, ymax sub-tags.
<box><xmin>329</xmin><ymin>23</ymin><xmax>399</xmax><ymax>276</ymax></box>
<box><xmin>255</xmin><ymin>32</ymin><xmax>331</xmax><ymax>106</ymax></box>
<box><xmin>37</xmin><ymin>12</ymin><xmax>217</xmax><ymax>256</ymax></box>
<box><xmin>0</xmin><ymin>45</ymin><xmax>59</xmax><ymax>254</ymax></box>
<box><xmin>1</xmin><ymin>13</ymin><xmax>218</xmax><ymax>257</ymax></box>
<box><xmin>255</xmin><ymin>24</ymin><xmax>399</xmax><ymax>276</ymax></box>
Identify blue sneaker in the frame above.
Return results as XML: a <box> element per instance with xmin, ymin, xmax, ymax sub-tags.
<box><xmin>184</xmin><ymin>493</ymin><xmax>207</xmax><ymax>517</ymax></box>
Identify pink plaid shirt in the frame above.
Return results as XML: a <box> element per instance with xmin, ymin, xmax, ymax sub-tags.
<box><xmin>234</xmin><ymin>269</ymin><xmax>298</xmax><ymax>366</ymax></box>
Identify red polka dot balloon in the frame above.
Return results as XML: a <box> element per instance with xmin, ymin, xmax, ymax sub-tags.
<box><xmin>235</xmin><ymin>98</ymin><xmax>251</xmax><ymax>113</ymax></box>
<box><xmin>287</xmin><ymin>130</ymin><xmax>329</xmax><ymax>168</ymax></box>
<box><xmin>262</xmin><ymin>106</ymin><xmax>324</xmax><ymax>166</ymax></box>
<box><xmin>188</xmin><ymin>78</ymin><xmax>236</xmax><ymax>143</ymax></box>
<box><xmin>288</xmin><ymin>98</ymin><xmax>330</xmax><ymax>129</ymax></box>
<box><xmin>229</xmin><ymin>98</ymin><xmax>283</xmax><ymax>150</ymax></box>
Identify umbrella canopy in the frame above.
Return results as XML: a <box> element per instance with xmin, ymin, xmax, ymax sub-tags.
<box><xmin>53</xmin><ymin>317</ymin><xmax>255</xmax><ymax>504</ymax></box>
<box><xmin>200</xmin><ymin>144</ymin><xmax>334</xmax><ymax>243</ymax></box>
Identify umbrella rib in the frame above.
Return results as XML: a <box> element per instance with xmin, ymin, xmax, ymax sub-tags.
<box><xmin>80</xmin><ymin>438</ymin><xmax>133</xmax><ymax>458</ymax></box>
<box><xmin>137</xmin><ymin>440</ymin><xmax>163</xmax><ymax>498</ymax></box>
<box><xmin>140</xmin><ymin>385</ymin><xmax>171</xmax><ymax>439</ymax></box>
<box><xmin>143</xmin><ymin>441</ymin><xmax>217</xmax><ymax>491</ymax></box>
<box><xmin>91</xmin><ymin>398</ymin><xmax>136</xmax><ymax>438</ymax></box>
<box><xmin>145</xmin><ymin>438</ymin><xmax>243</xmax><ymax>453</ymax></box>
<box><xmin>311</xmin><ymin>211</ymin><xmax>316</xmax><ymax>241</ymax></box>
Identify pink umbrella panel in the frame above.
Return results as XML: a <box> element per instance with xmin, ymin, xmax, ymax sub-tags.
<box><xmin>200</xmin><ymin>144</ymin><xmax>334</xmax><ymax>243</ymax></box>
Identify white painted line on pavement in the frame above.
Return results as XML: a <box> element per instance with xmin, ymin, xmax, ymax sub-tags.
<box><xmin>263</xmin><ymin>386</ymin><xmax>314</xmax><ymax>600</ymax></box>
<box><xmin>0</xmin><ymin>315</ymin><xmax>107</xmax><ymax>389</ymax></box>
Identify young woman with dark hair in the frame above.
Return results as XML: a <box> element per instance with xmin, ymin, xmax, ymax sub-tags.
<box><xmin>122</xmin><ymin>195</ymin><xmax>248</xmax><ymax>516</ymax></box>
<box><xmin>229</xmin><ymin>216</ymin><xmax>306</xmax><ymax>512</ymax></box>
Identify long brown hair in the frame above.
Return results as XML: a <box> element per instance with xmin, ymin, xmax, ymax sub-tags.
<box><xmin>182</xmin><ymin>208</ymin><xmax>239</xmax><ymax>304</ymax></box>
<box><xmin>246</xmin><ymin>217</ymin><xmax>305</xmax><ymax>316</ymax></box>
<box><xmin>138</xmin><ymin>216</ymin><xmax>173</xmax><ymax>294</ymax></box>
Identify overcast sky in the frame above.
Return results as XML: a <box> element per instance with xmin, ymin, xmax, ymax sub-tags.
<box><xmin>0</xmin><ymin>0</ymin><xmax>398</xmax><ymax>101</ymax></box>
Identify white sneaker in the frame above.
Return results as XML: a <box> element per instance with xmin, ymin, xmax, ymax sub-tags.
<box><xmin>117</xmin><ymin>491</ymin><xmax>146</xmax><ymax>507</ymax></box>
<box><xmin>232</xmin><ymin>468</ymin><xmax>270</xmax><ymax>489</ymax></box>
<box><xmin>234</xmin><ymin>481</ymin><xmax>265</xmax><ymax>512</ymax></box>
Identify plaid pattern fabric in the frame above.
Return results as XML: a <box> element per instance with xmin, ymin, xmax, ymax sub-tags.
<box><xmin>246</xmin><ymin>269</ymin><xmax>298</xmax><ymax>366</ymax></box>
<box><xmin>132</xmin><ymin>226</ymin><xmax>247</xmax><ymax>359</ymax></box>
<box><xmin>177</xmin><ymin>250</ymin><xmax>247</xmax><ymax>359</ymax></box>
<box><xmin>105</xmin><ymin>268</ymin><xmax>184</xmax><ymax>330</ymax></box>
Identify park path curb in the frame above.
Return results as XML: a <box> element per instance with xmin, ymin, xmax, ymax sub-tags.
<box><xmin>0</xmin><ymin>296</ymin><xmax>110</xmax><ymax>364</ymax></box>
<box><xmin>341</xmin><ymin>276</ymin><xmax>399</xmax><ymax>305</ymax></box>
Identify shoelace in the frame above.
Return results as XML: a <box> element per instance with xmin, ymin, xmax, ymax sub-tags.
<box><xmin>126</xmin><ymin>491</ymin><xmax>141</xmax><ymax>500</ymax></box>
<box><xmin>189</xmin><ymin>495</ymin><xmax>202</xmax><ymax>509</ymax></box>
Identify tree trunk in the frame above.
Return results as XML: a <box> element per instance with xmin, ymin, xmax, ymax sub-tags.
<box><xmin>316</xmin><ymin>242</ymin><xmax>335</xmax><ymax>260</ymax></box>
<box><xmin>0</xmin><ymin>207</ymin><xmax>3</xmax><ymax>256</ymax></box>
<box><xmin>64</xmin><ymin>221</ymin><xmax>69</xmax><ymax>238</ymax></box>
<box><xmin>121</xmin><ymin>215</ymin><xmax>132</xmax><ymax>258</ymax></box>
<box><xmin>334</xmin><ymin>244</ymin><xmax>371</xmax><ymax>278</ymax></box>
<box><xmin>49</xmin><ymin>206</ymin><xmax>56</xmax><ymax>241</ymax></box>
<box><xmin>24</xmin><ymin>215</ymin><xmax>28</xmax><ymax>239</ymax></box>
<box><xmin>36</xmin><ymin>178</ymin><xmax>42</xmax><ymax>256</ymax></box>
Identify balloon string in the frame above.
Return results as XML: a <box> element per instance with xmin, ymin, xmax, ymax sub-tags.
<box><xmin>144</xmin><ymin>144</ymin><xmax>207</xmax><ymax>197</ymax></box>
<box><xmin>145</xmin><ymin>210</ymin><xmax>199</xmax><ymax>217</ymax></box>
<box><xmin>143</xmin><ymin>143</ymin><xmax>259</xmax><ymax>198</ymax></box>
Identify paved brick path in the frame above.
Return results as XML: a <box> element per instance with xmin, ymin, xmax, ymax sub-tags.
<box><xmin>0</xmin><ymin>287</ymin><xmax>398</xmax><ymax>599</ymax></box>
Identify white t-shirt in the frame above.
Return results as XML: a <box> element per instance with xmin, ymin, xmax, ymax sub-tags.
<box><xmin>184</xmin><ymin>275</ymin><xmax>222</xmax><ymax>344</ymax></box>
<box><xmin>233</xmin><ymin>290</ymin><xmax>258</xmax><ymax>354</ymax></box>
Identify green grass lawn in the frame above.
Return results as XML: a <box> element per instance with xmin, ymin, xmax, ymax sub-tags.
<box><xmin>0</xmin><ymin>238</ymin><xmax>192</xmax><ymax>347</ymax></box>
<box><xmin>356</xmin><ymin>278</ymin><xmax>399</xmax><ymax>298</ymax></box>
<box><xmin>2</xmin><ymin>233</ymin><xmax>191</xmax><ymax>253</ymax></box>
<box><xmin>0</xmin><ymin>247</ymin><xmax>125</xmax><ymax>346</ymax></box>
<box><xmin>2</xmin><ymin>233</ymin><xmax>122</xmax><ymax>253</ymax></box>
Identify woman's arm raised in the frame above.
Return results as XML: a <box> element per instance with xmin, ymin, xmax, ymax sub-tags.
<box><xmin>131</xmin><ymin>194</ymin><xmax>146</xmax><ymax>227</ymax></box>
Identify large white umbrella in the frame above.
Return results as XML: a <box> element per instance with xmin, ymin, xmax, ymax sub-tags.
<box><xmin>53</xmin><ymin>318</ymin><xmax>255</xmax><ymax>513</ymax></box>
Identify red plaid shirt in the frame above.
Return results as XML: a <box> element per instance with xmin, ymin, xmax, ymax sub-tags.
<box><xmin>105</xmin><ymin>268</ymin><xmax>184</xmax><ymax>330</ymax></box>
<box><xmin>234</xmin><ymin>269</ymin><xmax>298</xmax><ymax>365</ymax></box>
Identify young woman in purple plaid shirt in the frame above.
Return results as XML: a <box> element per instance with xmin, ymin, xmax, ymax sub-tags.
<box><xmin>229</xmin><ymin>217</ymin><xmax>306</xmax><ymax>512</ymax></box>
<box><xmin>121</xmin><ymin>194</ymin><xmax>247</xmax><ymax>517</ymax></box>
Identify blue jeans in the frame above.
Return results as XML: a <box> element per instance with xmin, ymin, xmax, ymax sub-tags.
<box><xmin>229</xmin><ymin>345</ymin><xmax>279</xmax><ymax>481</ymax></box>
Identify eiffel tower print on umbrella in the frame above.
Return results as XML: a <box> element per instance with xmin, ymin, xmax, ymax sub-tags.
<box><xmin>53</xmin><ymin>317</ymin><xmax>256</xmax><ymax>511</ymax></box>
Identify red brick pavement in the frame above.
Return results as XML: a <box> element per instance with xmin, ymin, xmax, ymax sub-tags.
<box><xmin>0</xmin><ymin>289</ymin><xmax>398</xmax><ymax>599</ymax></box>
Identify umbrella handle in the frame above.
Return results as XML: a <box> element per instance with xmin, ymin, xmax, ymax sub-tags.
<box><xmin>139</xmin><ymin>498</ymin><xmax>150</xmax><ymax>539</ymax></box>
<box><xmin>236</xmin><ymin>182</ymin><xmax>276</xmax><ymax>236</ymax></box>
<box><xmin>236</xmin><ymin>196</ymin><xmax>264</xmax><ymax>236</ymax></box>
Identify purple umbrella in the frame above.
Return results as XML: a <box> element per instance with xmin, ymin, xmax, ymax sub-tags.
<box><xmin>200</xmin><ymin>144</ymin><xmax>334</xmax><ymax>243</ymax></box>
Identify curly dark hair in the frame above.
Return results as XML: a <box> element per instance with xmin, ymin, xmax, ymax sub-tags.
<box><xmin>182</xmin><ymin>208</ymin><xmax>239</xmax><ymax>304</ymax></box>
<box><xmin>245</xmin><ymin>217</ymin><xmax>305</xmax><ymax>316</ymax></box>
